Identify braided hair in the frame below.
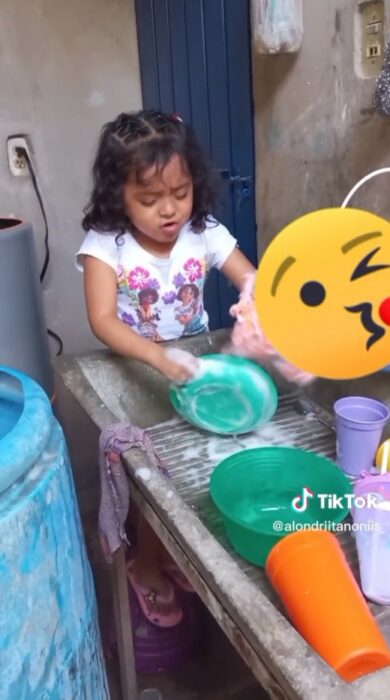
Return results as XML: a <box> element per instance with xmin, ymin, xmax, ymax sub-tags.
<box><xmin>82</xmin><ymin>110</ymin><xmax>217</xmax><ymax>234</ymax></box>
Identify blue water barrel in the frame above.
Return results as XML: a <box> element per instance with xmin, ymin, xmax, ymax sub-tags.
<box><xmin>0</xmin><ymin>367</ymin><xmax>109</xmax><ymax>699</ymax></box>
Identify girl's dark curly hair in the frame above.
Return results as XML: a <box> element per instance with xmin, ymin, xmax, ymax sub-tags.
<box><xmin>82</xmin><ymin>110</ymin><xmax>217</xmax><ymax>235</ymax></box>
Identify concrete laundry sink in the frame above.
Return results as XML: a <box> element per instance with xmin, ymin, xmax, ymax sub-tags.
<box><xmin>54</xmin><ymin>329</ymin><xmax>390</xmax><ymax>700</ymax></box>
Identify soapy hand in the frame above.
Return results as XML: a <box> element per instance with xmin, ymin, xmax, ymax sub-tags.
<box><xmin>155</xmin><ymin>347</ymin><xmax>200</xmax><ymax>384</ymax></box>
<box><xmin>226</xmin><ymin>273</ymin><xmax>315</xmax><ymax>386</ymax></box>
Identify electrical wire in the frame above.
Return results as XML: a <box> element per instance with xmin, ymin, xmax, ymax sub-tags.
<box><xmin>15</xmin><ymin>146</ymin><xmax>64</xmax><ymax>355</ymax></box>
<box><xmin>47</xmin><ymin>328</ymin><xmax>64</xmax><ymax>355</ymax></box>
<box><xmin>341</xmin><ymin>168</ymin><xmax>390</xmax><ymax>208</ymax></box>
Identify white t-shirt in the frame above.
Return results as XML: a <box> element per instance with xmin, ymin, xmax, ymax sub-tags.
<box><xmin>76</xmin><ymin>219</ymin><xmax>236</xmax><ymax>341</ymax></box>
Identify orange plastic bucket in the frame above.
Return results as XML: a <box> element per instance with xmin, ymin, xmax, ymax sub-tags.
<box><xmin>265</xmin><ymin>529</ymin><xmax>390</xmax><ymax>682</ymax></box>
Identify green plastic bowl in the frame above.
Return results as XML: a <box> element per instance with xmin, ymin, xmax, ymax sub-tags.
<box><xmin>209</xmin><ymin>446</ymin><xmax>352</xmax><ymax>566</ymax></box>
<box><xmin>169</xmin><ymin>354</ymin><xmax>278</xmax><ymax>435</ymax></box>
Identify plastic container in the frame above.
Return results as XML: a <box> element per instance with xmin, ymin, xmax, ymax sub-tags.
<box><xmin>266</xmin><ymin>530</ymin><xmax>390</xmax><ymax>682</ymax></box>
<box><xmin>209</xmin><ymin>446</ymin><xmax>352</xmax><ymax>565</ymax></box>
<box><xmin>352</xmin><ymin>473</ymin><xmax>390</xmax><ymax>605</ymax></box>
<box><xmin>334</xmin><ymin>396</ymin><xmax>389</xmax><ymax>476</ymax></box>
<box><xmin>127</xmin><ymin>582</ymin><xmax>206</xmax><ymax>674</ymax></box>
<box><xmin>0</xmin><ymin>366</ymin><xmax>108</xmax><ymax>699</ymax></box>
<box><xmin>251</xmin><ymin>0</ymin><xmax>304</xmax><ymax>54</ymax></box>
<box><xmin>170</xmin><ymin>354</ymin><xmax>278</xmax><ymax>435</ymax></box>
<box><xmin>0</xmin><ymin>219</ymin><xmax>53</xmax><ymax>397</ymax></box>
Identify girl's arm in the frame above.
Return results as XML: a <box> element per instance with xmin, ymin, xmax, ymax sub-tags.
<box><xmin>83</xmin><ymin>255</ymin><xmax>195</xmax><ymax>383</ymax></box>
<box><xmin>220</xmin><ymin>248</ymin><xmax>256</xmax><ymax>290</ymax></box>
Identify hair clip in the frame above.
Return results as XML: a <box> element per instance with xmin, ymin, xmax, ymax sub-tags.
<box><xmin>171</xmin><ymin>113</ymin><xmax>183</xmax><ymax>123</ymax></box>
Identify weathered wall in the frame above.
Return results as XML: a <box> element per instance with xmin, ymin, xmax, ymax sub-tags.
<box><xmin>252</xmin><ymin>0</ymin><xmax>390</xmax><ymax>254</ymax></box>
<box><xmin>2</xmin><ymin>1</ymin><xmax>389</xmax><ymax>355</ymax></box>
<box><xmin>0</xmin><ymin>0</ymin><xmax>142</xmax><ymax>353</ymax></box>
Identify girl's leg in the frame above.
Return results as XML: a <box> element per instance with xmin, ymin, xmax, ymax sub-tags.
<box><xmin>127</xmin><ymin>511</ymin><xmax>183</xmax><ymax>627</ymax></box>
<box><xmin>131</xmin><ymin>512</ymin><xmax>171</xmax><ymax>596</ymax></box>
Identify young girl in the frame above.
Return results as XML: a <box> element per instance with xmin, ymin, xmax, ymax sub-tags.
<box><xmin>76</xmin><ymin>109</ymin><xmax>255</xmax><ymax>627</ymax></box>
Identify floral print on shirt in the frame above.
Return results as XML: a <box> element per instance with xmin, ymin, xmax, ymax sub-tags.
<box><xmin>118</xmin><ymin>257</ymin><xmax>208</xmax><ymax>339</ymax></box>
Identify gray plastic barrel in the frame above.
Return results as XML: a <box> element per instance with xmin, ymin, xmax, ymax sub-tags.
<box><xmin>0</xmin><ymin>365</ymin><xmax>109</xmax><ymax>699</ymax></box>
<box><xmin>0</xmin><ymin>218</ymin><xmax>53</xmax><ymax>397</ymax></box>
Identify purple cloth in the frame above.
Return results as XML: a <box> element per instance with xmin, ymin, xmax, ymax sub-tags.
<box><xmin>98</xmin><ymin>422</ymin><xmax>167</xmax><ymax>563</ymax></box>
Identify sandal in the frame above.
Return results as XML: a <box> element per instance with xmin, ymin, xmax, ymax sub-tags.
<box><xmin>162</xmin><ymin>562</ymin><xmax>196</xmax><ymax>593</ymax></box>
<box><xmin>127</xmin><ymin>560</ymin><xmax>183</xmax><ymax>628</ymax></box>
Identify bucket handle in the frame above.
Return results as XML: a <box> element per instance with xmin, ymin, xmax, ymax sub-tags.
<box><xmin>341</xmin><ymin>167</ymin><xmax>390</xmax><ymax>209</ymax></box>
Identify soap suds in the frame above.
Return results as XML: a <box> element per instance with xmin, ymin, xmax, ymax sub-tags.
<box><xmin>135</xmin><ymin>468</ymin><xmax>152</xmax><ymax>482</ymax></box>
<box><xmin>180</xmin><ymin>446</ymin><xmax>202</xmax><ymax>461</ymax></box>
<box><xmin>163</xmin><ymin>347</ymin><xmax>201</xmax><ymax>379</ymax></box>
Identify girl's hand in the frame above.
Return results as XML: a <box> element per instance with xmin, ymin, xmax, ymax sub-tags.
<box><xmin>226</xmin><ymin>273</ymin><xmax>315</xmax><ymax>386</ymax></box>
<box><xmin>156</xmin><ymin>356</ymin><xmax>195</xmax><ymax>383</ymax></box>
<box><xmin>150</xmin><ymin>346</ymin><xmax>200</xmax><ymax>384</ymax></box>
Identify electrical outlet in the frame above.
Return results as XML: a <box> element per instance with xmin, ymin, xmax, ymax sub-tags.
<box><xmin>355</xmin><ymin>0</ymin><xmax>385</xmax><ymax>78</ymax></box>
<box><xmin>7</xmin><ymin>135</ymin><xmax>32</xmax><ymax>177</ymax></box>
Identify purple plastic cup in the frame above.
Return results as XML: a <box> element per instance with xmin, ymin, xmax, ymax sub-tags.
<box><xmin>333</xmin><ymin>397</ymin><xmax>390</xmax><ymax>477</ymax></box>
<box><xmin>352</xmin><ymin>474</ymin><xmax>390</xmax><ymax>605</ymax></box>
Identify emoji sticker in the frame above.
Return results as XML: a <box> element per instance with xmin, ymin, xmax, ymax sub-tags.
<box><xmin>254</xmin><ymin>208</ymin><xmax>390</xmax><ymax>379</ymax></box>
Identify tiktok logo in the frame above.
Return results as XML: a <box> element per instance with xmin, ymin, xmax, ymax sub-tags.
<box><xmin>292</xmin><ymin>486</ymin><xmax>315</xmax><ymax>512</ymax></box>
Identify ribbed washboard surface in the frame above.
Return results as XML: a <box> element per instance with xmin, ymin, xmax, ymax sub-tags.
<box><xmin>148</xmin><ymin>393</ymin><xmax>390</xmax><ymax>634</ymax></box>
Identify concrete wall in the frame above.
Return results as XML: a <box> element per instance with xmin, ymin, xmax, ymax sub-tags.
<box><xmin>0</xmin><ymin>0</ymin><xmax>142</xmax><ymax>354</ymax></box>
<box><xmin>252</xmin><ymin>0</ymin><xmax>390</xmax><ymax>254</ymax></box>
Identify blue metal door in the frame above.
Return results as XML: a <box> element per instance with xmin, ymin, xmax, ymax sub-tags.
<box><xmin>134</xmin><ymin>0</ymin><xmax>257</xmax><ymax>329</ymax></box>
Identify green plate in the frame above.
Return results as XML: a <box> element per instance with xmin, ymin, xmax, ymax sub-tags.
<box><xmin>169</xmin><ymin>354</ymin><xmax>278</xmax><ymax>435</ymax></box>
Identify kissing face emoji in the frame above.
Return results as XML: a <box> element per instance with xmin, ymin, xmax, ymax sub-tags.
<box><xmin>254</xmin><ymin>208</ymin><xmax>390</xmax><ymax>379</ymax></box>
